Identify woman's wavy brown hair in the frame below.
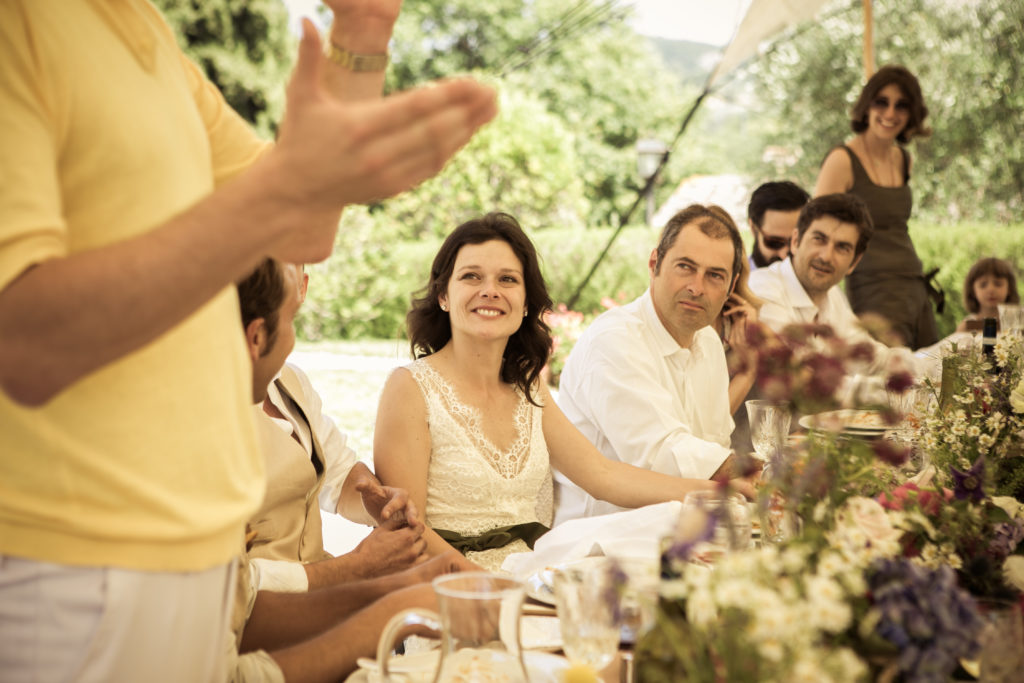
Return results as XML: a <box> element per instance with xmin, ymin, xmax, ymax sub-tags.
<box><xmin>407</xmin><ymin>213</ymin><xmax>553</xmax><ymax>405</ymax></box>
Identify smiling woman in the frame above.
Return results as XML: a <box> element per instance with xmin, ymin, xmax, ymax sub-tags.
<box><xmin>813</xmin><ymin>64</ymin><xmax>937</xmax><ymax>350</ymax></box>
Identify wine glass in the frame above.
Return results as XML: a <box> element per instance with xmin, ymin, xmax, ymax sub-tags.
<box><xmin>745</xmin><ymin>399</ymin><xmax>792</xmax><ymax>461</ymax></box>
<box><xmin>681</xmin><ymin>490</ymin><xmax>752</xmax><ymax>557</ymax></box>
<box><xmin>551</xmin><ymin>558</ymin><xmax>621</xmax><ymax>672</ymax></box>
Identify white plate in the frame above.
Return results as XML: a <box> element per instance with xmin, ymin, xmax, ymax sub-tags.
<box><xmin>520</xmin><ymin>615</ymin><xmax>563</xmax><ymax>651</ymax></box>
<box><xmin>350</xmin><ymin>650</ymin><xmax>569</xmax><ymax>682</ymax></box>
<box><xmin>798</xmin><ymin>409</ymin><xmax>888</xmax><ymax>436</ymax></box>
<box><xmin>524</xmin><ymin>556</ymin><xmax>630</xmax><ymax>606</ymax></box>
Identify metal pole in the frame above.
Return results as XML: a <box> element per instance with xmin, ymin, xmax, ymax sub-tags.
<box><xmin>863</xmin><ymin>0</ymin><xmax>874</xmax><ymax>80</ymax></box>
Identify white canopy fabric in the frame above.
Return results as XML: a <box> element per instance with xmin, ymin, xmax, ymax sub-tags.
<box><xmin>709</xmin><ymin>0</ymin><xmax>833</xmax><ymax>88</ymax></box>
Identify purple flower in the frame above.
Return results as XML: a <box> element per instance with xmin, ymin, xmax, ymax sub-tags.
<box><xmin>885</xmin><ymin>371</ymin><xmax>915</xmax><ymax>394</ymax></box>
<box><xmin>869</xmin><ymin>558</ymin><xmax>984</xmax><ymax>682</ymax></box>
<box><xmin>803</xmin><ymin>353</ymin><xmax>845</xmax><ymax>402</ymax></box>
<box><xmin>951</xmin><ymin>458</ymin><xmax>986</xmax><ymax>502</ymax></box>
<box><xmin>847</xmin><ymin>341</ymin><xmax>877</xmax><ymax>363</ymax></box>
<box><xmin>989</xmin><ymin>520</ymin><xmax>1024</xmax><ymax>558</ymax></box>
<box><xmin>873</xmin><ymin>439</ymin><xmax>912</xmax><ymax>467</ymax></box>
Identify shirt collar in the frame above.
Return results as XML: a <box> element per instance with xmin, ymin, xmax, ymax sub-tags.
<box><xmin>779</xmin><ymin>258</ymin><xmax>820</xmax><ymax>315</ymax></box>
<box><xmin>640</xmin><ymin>289</ymin><xmax>706</xmax><ymax>361</ymax></box>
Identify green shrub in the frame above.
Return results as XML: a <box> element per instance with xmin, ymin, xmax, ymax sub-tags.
<box><xmin>297</xmin><ymin>216</ymin><xmax>1024</xmax><ymax>344</ymax></box>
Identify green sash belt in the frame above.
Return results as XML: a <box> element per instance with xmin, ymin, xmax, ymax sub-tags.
<box><xmin>434</xmin><ymin>522</ymin><xmax>550</xmax><ymax>554</ymax></box>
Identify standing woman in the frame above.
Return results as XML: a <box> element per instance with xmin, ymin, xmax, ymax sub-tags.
<box><xmin>814</xmin><ymin>65</ymin><xmax>937</xmax><ymax>349</ymax></box>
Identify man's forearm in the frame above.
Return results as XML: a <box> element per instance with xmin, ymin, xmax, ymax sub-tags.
<box><xmin>243</xmin><ymin>569</ymin><xmax>413</xmax><ymax>653</ymax></box>
<box><xmin>0</xmin><ymin>157</ymin><xmax>334</xmax><ymax>405</ymax></box>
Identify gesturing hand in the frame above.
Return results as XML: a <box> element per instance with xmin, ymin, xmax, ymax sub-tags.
<box><xmin>265</xmin><ymin>20</ymin><xmax>497</xmax><ymax>262</ymax></box>
<box><xmin>356</xmin><ymin>479</ymin><xmax>423</xmax><ymax>531</ymax></box>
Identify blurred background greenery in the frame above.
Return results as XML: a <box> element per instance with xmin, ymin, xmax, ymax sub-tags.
<box><xmin>151</xmin><ymin>0</ymin><xmax>1024</xmax><ymax>455</ymax></box>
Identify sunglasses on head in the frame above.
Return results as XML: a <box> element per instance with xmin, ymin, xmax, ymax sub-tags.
<box><xmin>761</xmin><ymin>235</ymin><xmax>789</xmax><ymax>250</ymax></box>
<box><xmin>871</xmin><ymin>95</ymin><xmax>910</xmax><ymax>112</ymax></box>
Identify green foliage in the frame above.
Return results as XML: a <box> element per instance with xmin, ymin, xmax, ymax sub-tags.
<box><xmin>373</xmin><ymin>81</ymin><xmax>590</xmax><ymax>239</ymax></box>
<box><xmin>749</xmin><ymin>0</ymin><xmax>1024</xmax><ymax>222</ymax></box>
<box><xmin>295</xmin><ymin>217</ymin><xmax>657</xmax><ymax>342</ymax></box>
<box><xmin>295</xmin><ymin>207</ymin><xmax>439</xmax><ymax>342</ymax></box>
<box><xmin>386</xmin><ymin>0</ymin><xmax>691</xmax><ymax>227</ymax></box>
<box><xmin>153</xmin><ymin>0</ymin><xmax>293</xmax><ymax>139</ymax></box>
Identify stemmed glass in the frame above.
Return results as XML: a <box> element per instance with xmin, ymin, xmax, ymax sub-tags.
<box><xmin>745</xmin><ymin>399</ymin><xmax>792</xmax><ymax>461</ymax></box>
<box><xmin>551</xmin><ymin>558</ymin><xmax>621</xmax><ymax>673</ymax></box>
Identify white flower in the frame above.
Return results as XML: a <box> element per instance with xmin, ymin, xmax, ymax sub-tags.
<box><xmin>1011</xmin><ymin>378</ymin><xmax>1024</xmax><ymax>414</ymax></box>
<box><xmin>1004</xmin><ymin>555</ymin><xmax>1024</xmax><ymax>591</ymax></box>
<box><xmin>757</xmin><ymin>638</ymin><xmax>785</xmax><ymax>663</ymax></box>
<box><xmin>992</xmin><ymin>496</ymin><xmax>1024</xmax><ymax>520</ymax></box>
<box><xmin>686</xmin><ymin>587</ymin><xmax>717</xmax><ymax>626</ymax></box>
<box><xmin>967</xmin><ymin>425</ymin><xmax>981</xmax><ymax>438</ymax></box>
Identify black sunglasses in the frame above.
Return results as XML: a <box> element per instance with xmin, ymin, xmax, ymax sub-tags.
<box><xmin>761</xmin><ymin>235</ymin><xmax>789</xmax><ymax>250</ymax></box>
<box><xmin>871</xmin><ymin>95</ymin><xmax>910</xmax><ymax>112</ymax></box>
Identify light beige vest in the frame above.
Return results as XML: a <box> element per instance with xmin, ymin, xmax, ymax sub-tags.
<box><xmin>247</xmin><ymin>366</ymin><xmax>332</xmax><ymax>563</ymax></box>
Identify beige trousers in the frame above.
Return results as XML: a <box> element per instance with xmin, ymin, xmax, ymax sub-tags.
<box><xmin>0</xmin><ymin>554</ymin><xmax>235</xmax><ymax>683</ymax></box>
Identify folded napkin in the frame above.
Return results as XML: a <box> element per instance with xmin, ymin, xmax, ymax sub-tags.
<box><xmin>501</xmin><ymin>501</ymin><xmax>682</xmax><ymax>578</ymax></box>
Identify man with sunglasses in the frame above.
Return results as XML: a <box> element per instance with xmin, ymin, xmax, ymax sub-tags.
<box><xmin>748</xmin><ymin>194</ymin><xmax>921</xmax><ymax>376</ymax></box>
<box><xmin>747</xmin><ymin>181</ymin><xmax>810</xmax><ymax>270</ymax></box>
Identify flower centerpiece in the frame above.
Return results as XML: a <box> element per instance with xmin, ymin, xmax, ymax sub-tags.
<box><xmin>635</xmin><ymin>322</ymin><xmax>990</xmax><ymax>682</ymax></box>
<box><xmin>918</xmin><ymin>332</ymin><xmax>1024</xmax><ymax>501</ymax></box>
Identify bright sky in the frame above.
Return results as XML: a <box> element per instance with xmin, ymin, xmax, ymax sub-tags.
<box><xmin>281</xmin><ymin>0</ymin><xmax>752</xmax><ymax>46</ymax></box>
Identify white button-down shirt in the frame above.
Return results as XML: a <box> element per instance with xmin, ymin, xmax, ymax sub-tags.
<box><xmin>554</xmin><ymin>290</ymin><xmax>733</xmax><ymax>524</ymax></box>
<box><xmin>748</xmin><ymin>258</ymin><xmax>920</xmax><ymax>376</ymax></box>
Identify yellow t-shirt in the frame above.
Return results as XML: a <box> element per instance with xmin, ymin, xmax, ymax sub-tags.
<box><xmin>0</xmin><ymin>0</ymin><xmax>269</xmax><ymax>571</ymax></box>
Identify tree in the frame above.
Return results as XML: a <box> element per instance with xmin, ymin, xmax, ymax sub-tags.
<box><xmin>748</xmin><ymin>0</ymin><xmax>1024</xmax><ymax>222</ymax></box>
<box><xmin>385</xmin><ymin>0</ymin><xmax>692</xmax><ymax>227</ymax></box>
<box><xmin>152</xmin><ymin>0</ymin><xmax>294</xmax><ymax>139</ymax></box>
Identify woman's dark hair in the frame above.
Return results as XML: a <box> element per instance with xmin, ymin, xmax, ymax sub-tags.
<box><xmin>796</xmin><ymin>193</ymin><xmax>875</xmax><ymax>257</ymax></box>
<box><xmin>963</xmin><ymin>257</ymin><xmax>1020</xmax><ymax>314</ymax></box>
<box><xmin>850</xmin><ymin>64</ymin><xmax>931</xmax><ymax>143</ymax></box>
<box><xmin>407</xmin><ymin>212</ymin><xmax>553</xmax><ymax>404</ymax></box>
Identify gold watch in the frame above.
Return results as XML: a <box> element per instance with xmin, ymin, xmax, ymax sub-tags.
<box><xmin>326</xmin><ymin>41</ymin><xmax>389</xmax><ymax>72</ymax></box>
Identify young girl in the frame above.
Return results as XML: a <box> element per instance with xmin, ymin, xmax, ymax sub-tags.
<box><xmin>956</xmin><ymin>257</ymin><xmax>1020</xmax><ymax>332</ymax></box>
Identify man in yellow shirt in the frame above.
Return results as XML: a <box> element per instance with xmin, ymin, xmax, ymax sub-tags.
<box><xmin>0</xmin><ymin>1</ymin><xmax>495</xmax><ymax>680</ymax></box>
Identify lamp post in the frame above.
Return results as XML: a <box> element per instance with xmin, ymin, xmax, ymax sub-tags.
<box><xmin>636</xmin><ymin>138</ymin><xmax>668</xmax><ymax>226</ymax></box>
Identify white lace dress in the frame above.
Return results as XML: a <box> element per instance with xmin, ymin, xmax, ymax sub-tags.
<box><xmin>406</xmin><ymin>359</ymin><xmax>554</xmax><ymax>572</ymax></box>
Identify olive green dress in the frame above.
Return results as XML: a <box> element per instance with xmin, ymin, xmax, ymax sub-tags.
<box><xmin>838</xmin><ymin>145</ymin><xmax>938</xmax><ymax>348</ymax></box>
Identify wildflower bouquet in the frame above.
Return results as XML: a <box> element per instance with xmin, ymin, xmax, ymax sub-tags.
<box><xmin>745</xmin><ymin>322</ymin><xmax>914</xmax><ymax>540</ymax></box>
<box><xmin>918</xmin><ymin>332</ymin><xmax>1024</xmax><ymax>501</ymax></box>
<box><xmin>878</xmin><ymin>476</ymin><xmax>1024</xmax><ymax>602</ymax></box>
<box><xmin>634</xmin><ymin>321</ymin><xmax>984</xmax><ymax>682</ymax></box>
<box><xmin>637</xmin><ymin>495</ymin><xmax>985</xmax><ymax>682</ymax></box>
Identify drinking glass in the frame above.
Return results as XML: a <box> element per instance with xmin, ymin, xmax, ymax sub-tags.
<box><xmin>998</xmin><ymin>303</ymin><xmax>1024</xmax><ymax>334</ymax></box>
<box><xmin>681</xmin><ymin>490</ymin><xmax>752</xmax><ymax>556</ymax></box>
<box><xmin>745</xmin><ymin>400</ymin><xmax>792</xmax><ymax>461</ymax></box>
<box><xmin>551</xmin><ymin>558</ymin><xmax>621</xmax><ymax>672</ymax></box>
<box><xmin>977</xmin><ymin>599</ymin><xmax>1024</xmax><ymax>682</ymax></box>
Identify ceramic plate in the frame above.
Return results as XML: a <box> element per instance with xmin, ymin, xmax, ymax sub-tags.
<box><xmin>799</xmin><ymin>409</ymin><xmax>888</xmax><ymax>436</ymax></box>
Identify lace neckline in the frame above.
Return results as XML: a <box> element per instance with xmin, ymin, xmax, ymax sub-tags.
<box><xmin>414</xmin><ymin>360</ymin><xmax>533</xmax><ymax>479</ymax></box>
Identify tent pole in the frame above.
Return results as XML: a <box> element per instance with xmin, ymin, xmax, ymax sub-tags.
<box><xmin>863</xmin><ymin>0</ymin><xmax>874</xmax><ymax>79</ymax></box>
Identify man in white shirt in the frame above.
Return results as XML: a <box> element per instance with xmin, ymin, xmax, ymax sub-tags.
<box><xmin>555</xmin><ymin>205</ymin><xmax>745</xmax><ymax>524</ymax></box>
<box><xmin>748</xmin><ymin>193</ymin><xmax>918</xmax><ymax>376</ymax></box>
